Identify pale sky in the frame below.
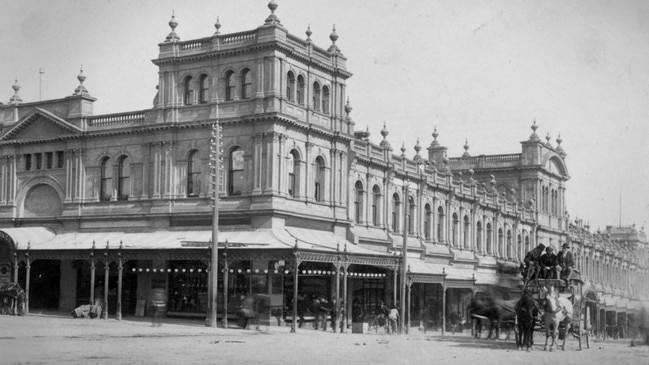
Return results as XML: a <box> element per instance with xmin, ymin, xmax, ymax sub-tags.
<box><xmin>2</xmin><ymin>0</ymin><xmax>648</xmax><ymax>232</ymax></box>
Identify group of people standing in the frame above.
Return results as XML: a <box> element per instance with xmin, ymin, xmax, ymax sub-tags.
<box><xmin>522</xmin><ymin>242</ymin><xmax>575</xmax><ymax>283</ymax></box>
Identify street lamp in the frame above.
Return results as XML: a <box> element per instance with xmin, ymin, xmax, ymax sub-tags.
<box><xmin>208</xmin><ymin>121</ymin><xmax>222</xmax><ymax>327</ymax></box>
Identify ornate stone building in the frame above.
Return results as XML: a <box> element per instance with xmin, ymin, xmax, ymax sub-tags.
<box><xmin>0</xmin><ymin>2</ymin><xmax>645</xmax><ymax>336</ymax></box>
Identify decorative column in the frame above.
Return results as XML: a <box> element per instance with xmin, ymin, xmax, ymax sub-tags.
<box><xmin>406</xmin><ymin>265</ymin><xmax>412</xmax><ymax>334</ymax></box>
<box><xmin>90</xmin><ymin>241</ymin><xmax>96</xmax><ymax>305</ymax></box>
<box><xmin>291</xmin><ymin>240</ymin><xmax>301</xmax><ymax>333</ymax></box>
<box><xmin>442</xmin><ymin>281</ymin><xmax>447</xmax><ymax>336</ymax></box>
<box><xmin>12</xmin><ymin>251</ymin><xmax>18</xmax><ymax>284</ymax></box>
<box><xmin>334</xmin><ymin>243</ymin><xmax>341</xmax><ymax>333</ymax></box>
<box><xmin>342</xmin><ymin>260</ymin><xmax>349</xmax><ymax>333</ymax></box>
<box><xmin>222</xmin><ymin>240</ymin><xmax>229</xmax><ymax>329</ymax></box>
<box><xmin>24</xmin><ymin>244</ymin><xmax>30</xmax><ymax>314</ymax></box>
<box><xmin>103</xmin><ymin>241</ymin><xmax>109</xmax><ymax>320</ymax></box>
<box><xmin>116</xmin><ymin>241</ymin><xmax>123</xmax><ymax>321</ymax></box>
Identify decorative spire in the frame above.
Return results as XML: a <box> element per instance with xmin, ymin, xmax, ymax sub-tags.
<box><xmin>305</xmin><ymin>24</ymin><xmax>312</xmax><ymax>43</ymax></box>
<box><xmin>344</xmin><ymin>97</ymin><xmax>352</xmax><ymax>116</ymax></box>
<box><xmin>430</xmin><ymin>126</ymin><xmax>440</xmax><ymax>148</ymax></box>
<box><xmin>327</xmin><ymin>25</ymin><xmax>341</xmax><ymax>53</ymax></box>
<box><xmin>264</xmin><ymin>0</ymin><xmax>281</xmax><ymax>25</ymax></box>
<box><xmin>214</xmin><ymin>16</ymin><xmax>221</xmax><ymax>35</ymax></box>
<box><xmin>9</xmin><ymin>79</ymin><xmax>22</xmax><ymax>104</ymax></box>
<box><xmin>379</xmin><ymin>122</ymin><xmax>392</xmax><ymax>150</ymax></box>
<box><xmin>165</xmin><ymin>12</ymin><xmax>180</xmax><ymax>42</ymax></box>
<box><xmin>529</xmin><ymin>119</ymin><xmax>540</xmax><ymax>141</ymax></box>
<box><xmin>556</xmin><ymin>133</ymin><xmax>566</xmax><ymax>155</ymax></box>
<box><xmin>73</xmin><ymin>68</ymin><xmax>89</xmax><ymax>96</ymax></box>
<box><xmin>462</xmin><ymin>139</ymin><xmax>470</xmax><ymax>158</ymax></box>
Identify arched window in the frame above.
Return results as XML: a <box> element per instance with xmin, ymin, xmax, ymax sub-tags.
<box><xmin>199</xmin><ymin>74</ymin><xmax>209</xmax><ymax>104</ymax></box>
<box><xmin>486</xmin><ymin>223</ymin><xmax>493</xmax><ymax>254</ymax></box>
<box><xmin>314</xmin><ymin>156</ymin><xmax>325</xmax><ymax>202</ymax></box>
<box><xmin>117</xmin><ymin>155</ymin><xmax>130</xmax><ymax>201</ymax></box>
<box><xmin>228</xmin><ymin>147</ymin><xmax>244</xmax><ymax>196</ymax></box>
<box><xmin>313</xmin><ymin>82</ymin><xmax>321</xmax><ymax>111</ymax></box>
<box><xmin>524</xmin><ymin>233</ymin><xmax>530</xmax><ymax>256</ymax></box>
<box><xmin>100</xmin><ymin>157</ymin><xmax>112</xmax><ymax>201</ymax></box>
<box><xmin>506</xmin><ymin>229</ymin><xmax>512</xmax><ymax>259</ymax></box>
<box><xmin>241</xmin><ymin>68</ymin><xmax>252</xmax><ymax>99</ymax></box>
<box><xmin>354</xmin><ymin>181</ymin><xmax>364</xmax><ymax>224</ymax></box>
<box><xmin>225</xmin><ymin>71</ymin><xmax>235</xmax><ymax>101</ymax></box>
<box><xmin>424</xmin><ymin>204</ymin><xmax>432</xmax><ymax>240</ymax></box>
<box><xmin>286</xmin><ymin>72</ymin><xmax>295</xmax><ymax>102</ymax></box>
<box><xmin>297</xmin><ymin>75</ymin><xmax>305</xmax><ymax>105</ymax></box>
<box><xmin>372</xmin><ymin>185</ymin><xmax>381</xmax><ymax>227</ymax></box>
<box><xmin>322</xmin><ymin>86</ymin><xmax>330</xmax><ymax>114</ymax></box>
<box><xmin>392</xmin><ymin>193</ymin><xmax>401</xmax><ymax>232</ymax></box>
<box><xmin>183</xmin><ymin>76</ymin><xmax>193</xmax><ymax>105</ymax></box>
<box><xmin>498</xmin><ymin>228</ymin><xmax>504</xmax><ymax>257</ymax></box>
<box><xmin>287</xmin><ymin>150</ymin><xmax>299</xmax><ymax>198</ymax></box>
<box><xmin>187</xmin><ymin>150</ymin><xmax>201</xmax><ymax>197</ymax></box>
<box><xmin>437</xmin><ymin>207</ymin><xmax>445</xmax><ymax>242</ymax></box>
<box><xmin>476</xmin><ymin>221</ymin><xmax>483</xmax><ymax>252</ymax></box>
<box><xmin>452</xmin><ymin>213</ymin><xmax>459</xmax><ymax>247</ymax></box>
<box><xmin>517</xmin><ymin>234</ymin><xmax>522</xmax><ymax>261</ymax></box>
<box><xmin>463</xmin><ymin>215</ymin><xmax>470</xmax><ymax>249</ymax></box>
<box><xmin>408</xmin><ymin>196</ymin><xmax>415</xmax><ymax>234</ymax></box>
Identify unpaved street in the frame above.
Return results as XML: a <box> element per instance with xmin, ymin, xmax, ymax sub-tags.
<box><xmin>0</xmin><ymin>313</ymin><xmax>646</xmax><ymax>365</ymax></box>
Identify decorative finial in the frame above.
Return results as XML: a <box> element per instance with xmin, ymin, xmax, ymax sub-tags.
<box><xmin>556</xmin><ymin>133</ymin><xmax>566</xmax><ymax>154</ymax></box>
<box><xmin>9</xmin><ymin>78</ymin><xmax>22</xmax><ymax>104</ymax></box>
<box><xmin>306</xmin><ymin>24</ymin><xmax>312</xmax><ymax>42</ymax></box>
<box><xmin>462</xmin><ymin>139</ymin><xmax>470</xmax><ymax>158</ymax></box>
<box><xmin>328</xmin><ymin>25</ymin><xmax>341</xmax><ymax>53</ymax></box>
<box><xmin>401</xmin><ymin>142</ymin><xmax>406</xmax><ymax>157</ymax></box>
<box><xmin>73</xmin><ymin>67</ymin><xmax>89</xmax><ymax>96</ymax></box>
<box><xmin>344</xmin><ymin>97</ymin><xmax>352</xmax><ymax>115</ymax></box>
<box><xmin>165</xmin><ymin>12</ymin><xmax>180</xmax><ymax>42</ymax></box>
<box><xmin>264</xmin><ymin>0</ymin><xmax>281</xmax><ymax>25</ymax></box>
<box><xmin>414</xmin><ymin>138</ymin><xmax>422</xmax><ymax>155</ymax></box>
<box><xmin>529</xmin><ymin>119</ymin><xmax>540</xmax><ymax>141</ymax></box>
<box><xmin>379</xmin><ymin>122</ymin><xmax>392</xmax><ymax>150</ymax></box>
<box><xmin>430</xmin><ymin>126</ymin><xmax>440</xmax><ymax>148</ymax></box>
<box><xmin>545</xmin><ymin>132</ymin><xmax>552</xmax><ymax>147</ymax></box>
<box><xmin>214</xmin><ymin>16</ymin><xmax>221</xmax><ymax>35</ymax></box>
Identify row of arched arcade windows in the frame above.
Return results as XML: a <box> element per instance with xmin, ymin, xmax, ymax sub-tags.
<box><xmin>286</xmin><ymin>72</ymin><xmax>331</xmax><ymax>114</ymax></box>
<box><xmin>182</xmin><ymin>69</ymin><xmax>253</xmax><ymax>106</ymax></box>
<box><xmin>541</xmin><ymin>185</ymin><xmax>560</xmax><ymax>215</ymax></box>
<box><xmin>287</xmin><ymin>150</ymin><xmax>326</xmax><ymax>202</ymax></box>
<box><xmin>99</xmin><ymin>156</ymin><xmax>131</xmax><ymax>201</ymax></box>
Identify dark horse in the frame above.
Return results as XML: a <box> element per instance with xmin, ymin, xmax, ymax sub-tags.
<box><xmin>468</xmin><ymin>294</ymin><xmax>517</xmax><ymax>340</ymax></box>
<box><xmin>515</xmin><ymin>289</ymin><xmax>539</xmax><ymax>351</ymax></box>
<box><xmin>297</xmin><ymin>294</ymin><xmax>332</xmax><ymax>330</ymax></box>
<box><xmin>0</xmin><ymin>283</ymin><xmax>26</xmax><ymax>316</ymax></box>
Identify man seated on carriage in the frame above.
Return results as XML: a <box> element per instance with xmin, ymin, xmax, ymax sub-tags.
<box><xmin>557</xmin><ymin>242</ymin><xmax>575</xmax><ymax>284</ymax></box>
<box><xmin>540</xmin><ymin>246</ymin><xmax>559</xmax><ymax>279</ymax></box>
<box><xmin>522</xmin><ymin>243</ymin><xmax>545</xmax><ymax>282</ymax></box>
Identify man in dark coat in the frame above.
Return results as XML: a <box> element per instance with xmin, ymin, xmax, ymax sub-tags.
<box><xmin>523</xmin><ymin>243</ymin><xmax>545</xmax><ymax>281</ymax></box>
<box><xmin>557</xmin><ymin>242</ymin><xmax>575</xmax><ymax>281</ymax></box>
<box><xmin>539</xmin><ymin>246</ymin><xmax>558</xmax><ymax>279</ymax></box>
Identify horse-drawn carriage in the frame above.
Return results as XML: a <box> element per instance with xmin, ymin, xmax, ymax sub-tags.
<box><xmin>517</xmin><ymin>277</ymin><xmax>590</xmax><ymax>351</ymax></box>
<box><xmin>0</xmin><ymin>282</ymin><xmax>26</xmax><ymax>316</ymax></box>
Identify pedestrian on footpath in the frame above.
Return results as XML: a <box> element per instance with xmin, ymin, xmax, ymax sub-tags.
<box><xmin>150</xmin><ymin>288</ymin><xmax>167</xmax><ymax>327</ymax></box>
<box><xmin>387</xmin><ymin>305</ymin><xmax>399</xmax><ymax>334</ymax></box>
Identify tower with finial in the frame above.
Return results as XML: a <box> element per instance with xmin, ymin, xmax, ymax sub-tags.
<box><xmin>427</xmin><ymin>126</ymin><xmax>447</xmax><ymax>166</ymax></box>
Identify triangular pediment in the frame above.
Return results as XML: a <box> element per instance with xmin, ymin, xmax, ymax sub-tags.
<box><xmin>1</xmin><ymin>108</ymin><xmax>82</xmax><ymax>142</ymax></box>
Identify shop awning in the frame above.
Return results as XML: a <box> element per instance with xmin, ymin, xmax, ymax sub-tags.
<box><xmin>0</xmin><ymin>227</ymin><xmax>56</xmax><ymax>249</ymax></box>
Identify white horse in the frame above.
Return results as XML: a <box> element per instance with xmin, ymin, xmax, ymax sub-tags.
<box><xmin>542</xmin><ymin>285</ymin><xmax>573</xmax><ymax>351</ymax></box>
